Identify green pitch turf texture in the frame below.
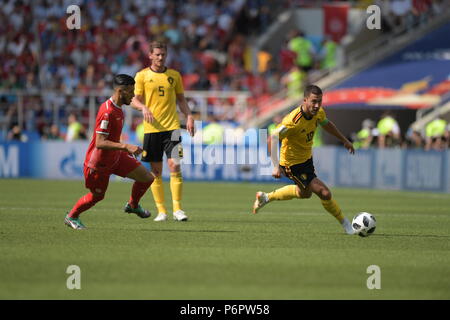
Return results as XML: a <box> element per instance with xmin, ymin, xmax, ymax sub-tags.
<box><xmin>0</xmin><ymin>179</ymin><xmax>449</xmax><ymax>300</ymax></box>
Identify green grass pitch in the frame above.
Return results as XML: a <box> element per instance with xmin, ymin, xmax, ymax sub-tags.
<box><xmin>0</xmin><ymin>179</ymin><xmax>449</xmax><ymax>299</ymax></box>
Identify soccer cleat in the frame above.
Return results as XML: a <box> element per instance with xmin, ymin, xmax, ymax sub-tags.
<box><xmin>154</xmin><ymin>212</ymin><xmax>168</xmax><ymax>222</ymax></box>
<box><xmin>124</xmin><ymin>203</ymin><xmax>151</xmax><ymax>218</ymax></box>
<box><xmin>341</xmin><ymin>217</ymin><xmax>356</xmax><ymax>235</ymax></box>
<box><xmin>64</xmin><ymin>214</ymin><xmax>87</xmax><ymax>230</ymax></box>
<box><xmin>173</xmin><ymin>210</ymin><xmax>188</xmax><ymax>221</ymax></box>
<box><xmin>252</xmin><ymin>191</ymin><xmax>269</xmax><ymax>214</ymax></box>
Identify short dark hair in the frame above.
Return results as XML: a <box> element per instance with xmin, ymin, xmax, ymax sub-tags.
<box><xmin>113</xmin><ymin>74</ymin><xmax>135</xmax><ymax>87</ymax></box>
<box><xmin>304</xmin><ymin>85</ymin><xmax>322</xmax><ymax>98</ymax></box>
<box><xmin>149</xmin><ymin>40</ymin><xmax>167</xmax><ymax>53</ymax></box>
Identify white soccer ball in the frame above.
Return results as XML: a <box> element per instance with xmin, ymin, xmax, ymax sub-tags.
<box><xmin>352</xmin><ymin>212</ymin><xmax>376</xmax><ymax>237</ymax></box>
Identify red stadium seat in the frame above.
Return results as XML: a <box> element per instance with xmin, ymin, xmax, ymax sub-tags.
<box><xmin>182</xmin><ymin>73</ymin><xmax>199</xmax><ymax>90</ymax></box>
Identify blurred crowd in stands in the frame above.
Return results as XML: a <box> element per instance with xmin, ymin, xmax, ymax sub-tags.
<box><xmin>374</xmin><ymin>0</ymin><xmax>448</xmax><ymax>34</ymax></box>
<box><xmin>1</xmin><ymin>0</ymin><xmax>449</xmax><ymax>150</ymax></box>
<box><xmin>350</xmin><ymin>112</ymin><xmax>450</xmax><ymax>151</ymax></box>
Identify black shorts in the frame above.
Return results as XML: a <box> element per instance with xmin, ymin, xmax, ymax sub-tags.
<box><xmin>280</xmin><ymin>158</ymin><xmax>317</xmax><ymax>188</ymax></box>
<box><xmin>141</xmin><ymin>130</ymin><xmax>183</xmax><ymax>162</ymax></box>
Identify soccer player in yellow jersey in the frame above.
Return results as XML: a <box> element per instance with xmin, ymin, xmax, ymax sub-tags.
<box><xmin>252</xmin><ymin>85</ymin><xmax>356</xmax><ymax>234</ymax></box>
<box><xmin>132</xmin><ymin>41</ymin><xmax>195</xmax><ymax>222</ymax></box>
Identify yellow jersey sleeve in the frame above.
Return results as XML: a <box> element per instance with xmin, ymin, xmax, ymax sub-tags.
<box><xmin>272</xmin><ymin>109</ymin><xmax>300</xmax><ymax>140</ymax></box>
<box><xmin>134</xmin><ymin>71</ymin><xmax>144</xmax><ymax>96</ymax></box>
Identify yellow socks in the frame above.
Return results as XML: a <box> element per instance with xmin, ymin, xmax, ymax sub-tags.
<box><xmin>151</xmin><ymin>173</ymin><xmax>183</xmax><ymax>213</ymax></box>
<box><xmin>264</xmin><ymin>185</ymin><xmax>346</xmax><ymax>224</ymax></box>
<box><xmin>151</xmin><ymin>176</ymin><xmax>167</xmax><ymax>214</ymax></box>
<box><xmin>264</xmin><ymin>186</ymin><xmax>346</xmax><ymax>225</ymax></box>
<box><xmin>321</xmin><ymin>198</ymin><xmax>345</xmax><ymax>223</ymax></box>
<box><xmin>170</xmin><ymin>172</ymin><xmax>183</xmax><ymax>212</ymax></box>
<box><xmin>267</xmin><ymin>185</ymin><xmax>301</xmax><ymax>201</ymax></box>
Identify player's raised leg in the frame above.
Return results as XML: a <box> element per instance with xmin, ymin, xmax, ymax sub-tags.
<box><xmin>308</xmin><ymin>178</ymin><xmax>355</xmax><ymax>235</ymax></box>
<box><xmin>252</xmin><ymin>185</ymin><xmax>304</xmax><ymax>214</ymax></box>
<box><xmin>253</xmin><ymin>184</ymin><xmax>312</xmax><ymax>214</ymax></box>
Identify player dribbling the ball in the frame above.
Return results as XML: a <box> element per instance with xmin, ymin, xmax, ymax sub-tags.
<box><xmin>252</xmin><ymin>84</ymin><xmax>356</xmax><ymax>235</ymax></box>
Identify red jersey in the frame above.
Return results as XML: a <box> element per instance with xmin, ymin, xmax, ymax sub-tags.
<box><xmin>84</xmin><ymin>98</ymin><xmax>125</xmax><ymax>172</ymax></box>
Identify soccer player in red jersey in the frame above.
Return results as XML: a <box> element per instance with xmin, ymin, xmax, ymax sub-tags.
<box><xmin>65</xmin><ymin>74</ymin><xmax>155</xmax><ymax>230</ymax></box>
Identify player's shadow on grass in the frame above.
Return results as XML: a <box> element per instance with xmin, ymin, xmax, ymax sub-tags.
<box><xmin>139</xmin><ymin>229</ymin><xmax>240</xmax><ymax>233</ymax></box>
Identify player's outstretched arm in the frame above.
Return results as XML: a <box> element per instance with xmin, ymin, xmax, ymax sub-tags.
<box><xmin>322</xmin><ymin>121</ymin><xmax>355</xmax><ymax>154</ymax></box>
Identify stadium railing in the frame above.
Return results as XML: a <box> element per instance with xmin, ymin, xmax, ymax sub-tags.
<box><xmin>0</xmin><ymin>89</ymin><xmax>250</xmax><ymax>141</ymax></box>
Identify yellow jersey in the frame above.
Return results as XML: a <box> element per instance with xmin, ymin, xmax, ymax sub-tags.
<box><xmin>134</xmin><ymin>67</ymin><xmax>184</xmax><ymax>133</ymax></box>
<box><xmin>276</xmin><ymin>106</ymin><xmax>328</xmax><ymax>166</ymax></box>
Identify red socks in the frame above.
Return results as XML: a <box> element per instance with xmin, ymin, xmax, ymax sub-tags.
<box><xmin>68</xmin><ymin>192</ymin><xmax>104</xmax><ymax>218</ymax></box>
<box><xmin>128</xmin><ymin>181</ymin><xmax>152</xmax><ymax>208</ymax></box>
<box><xmin>69</xmin><ymin>180</ymin><xmax>152</xmax><ymax>218</ymax></box>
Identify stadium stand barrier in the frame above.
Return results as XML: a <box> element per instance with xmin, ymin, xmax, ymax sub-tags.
<box><xmin>0</xmin><ymin>89</ymin><xmax>250</xmax><ymax>141</ymax></box>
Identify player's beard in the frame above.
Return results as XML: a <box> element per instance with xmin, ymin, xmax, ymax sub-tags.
<box><xmin>154</xmin><ymin>60</ymin><xmax>164</xmax><ymax>69</ymax></box>
<box><xmin>120</xmin><ymin>94</ymin><xmax>132</xmax><ymax>105</ymax></box>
